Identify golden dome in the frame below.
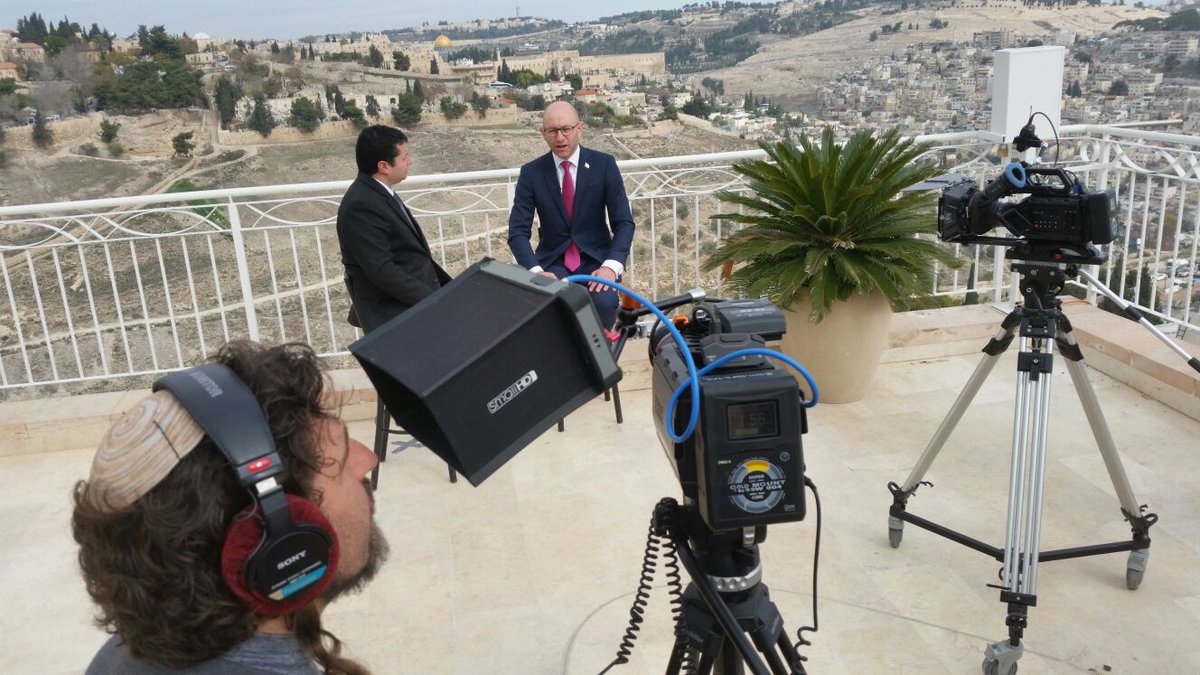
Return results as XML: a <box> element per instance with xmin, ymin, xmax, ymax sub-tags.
<box><xmin>434</xmin><ymin>35</ymin><xmax>452</xmax><ymax>48</ymax></box>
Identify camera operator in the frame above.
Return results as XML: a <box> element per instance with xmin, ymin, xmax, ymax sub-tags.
<box><xmin>73</xmin><ymin>341</ymin><xmax>389</xmax><ymax>675</ymax></box>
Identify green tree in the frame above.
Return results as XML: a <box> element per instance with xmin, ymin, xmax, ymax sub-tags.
<box><xmin>365</xmin><ymin>45</ymin><xmax>384</xmax><ymax>69</ymax></box>
<box><xmin>263</xmin><ymin>73</ymin><xmax>284</xmax><ymax>98</ymax></box>
<box><xmin>1069</xmin><ymin>80</ymin><xmax>1083</xmax><ymax>97</ymax></box>
<box><xmin>172</xmin><ymin>131</ymin><xmax>195</xmax><ymax>157</ymax></box>
<box><xmin>1109</xmin><ymin>80</ymin><xmax>1129</xmax><ymax>96</ymax></box>
<box><xmin>365</xmin><ymin>94</ymin><xmax>381</xmax><ymax>119</ymax></box>
<box><xmin>99</xmin><ymin>118</ymin><xmax>120</xmax><ymax>143</ymax></box>
<box><xmin>137</xmin><ymin>25</ymin><xmax>184</xmax><ymax>61</ymax></box>
<box><xmin>566</xmin><ymin>73</ymin><xmax>583</xmax><ymax>90</ymax></box>
<box><xmin>439</xmin><ymin>96</ymin><xmax>467</xmax><ymax>120</ymax></box>
<box><xmin>429</xmin><ymin>58</ymin><xmax>439</xmax><ymax>74</ymax></box>
<box><xmin>31</xmin><ymin>110</ymin><xmax>53</xmax><ymax>148</ymax></box>
<box><xmin>681</xmin><ymin>92</ymin><xmax>714</xmax><ymax>117</ymax></box>
<box><xmin>289</xmin><ymin>96</ymin><xmax>322</xmax><ymax>132</ymax></box>
<box><xmin>512</xmin><ymin>68</ymin><xmax>544</xmax><ymax>88</ymax></box>
<box><xmin>392</xmin><ymin>91</ymin><xmax>423</xmax><ymax>126</ymax></box>
<box><xmin>245</xmin><ymin>94</ymin><xmax>275</xmax><ymax>137</ymax></box>
<box><xmin>393</xmin><ymin>50</ymin><xmax>411</xmax><ymax>71</ymax></box>
<box><xmin>341</xmin><ymin>101</ymin><xmax>368</xmax><ymax>128</ymax></box>
<box><xmin>214</xmin><ymin>75</ymin><xmax>242</xmax><ymax>129</ymax></box>
<box><xmin>413</xmin><ymin>80</ymin><xmax>425</xmax><ymax>101</ymax></box>
<box><xmin>469</xmin><ymin>92</ymin><xmax>490</xmax><ymax>118</ymax></box>
<box><xmin>94</xmin><ymin>57</ymin><xmax>206</xmax><ymax>112</ymax></box>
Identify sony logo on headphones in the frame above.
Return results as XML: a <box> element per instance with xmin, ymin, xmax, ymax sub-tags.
<box><xmin>277</xmin><ymin>551</ymin><xmax>306</xmax><ymax>570</ymax></box>
<box><xmin>186</xmin><ymin>370</ymin><xmax>224</xmax><ymax>397</ymax></box>
<box><xmin>487</xmin><ymin>370</ymin><xmax>538</xmax><ymax>414</ymax></box>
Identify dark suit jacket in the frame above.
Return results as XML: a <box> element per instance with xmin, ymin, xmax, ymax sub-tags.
<box><xmin>337</xmin><ymin>173</ymin><xmax>451</xmax><ymax>333</ymax></box>
<box><xmin>507</xmin><ymin>146</ymin><xmax>635</xmax><ymax>271</ymax></box>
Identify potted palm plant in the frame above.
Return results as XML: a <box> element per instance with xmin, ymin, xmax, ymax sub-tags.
<box><xmin>704</xmin><ymin>127</ymin><xmax>959</xmax><ymax>402</ymax></box>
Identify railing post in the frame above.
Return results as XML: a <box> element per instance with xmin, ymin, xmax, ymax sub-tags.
<box><xmin>992</xmin><ymin>244</ymin><xmax>1007</xmax><ymax>306</ymax></box>
<box><xmin>1086</xmin><ymin>133</ymin><xmax>1115</xmax><ymax>306</ymax></box>
<box><xmin>226</xmin><ymin>197</ymin><xmax>260</xmax><ymax>341</ymax></box>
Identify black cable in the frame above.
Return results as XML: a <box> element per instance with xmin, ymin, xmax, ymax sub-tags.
<box><xmin>1029</xmin><ymin>111</ymin><xmax>1060</xmax><ymax>166</ymax></box>
<box><xmin>664</xmin><ymin>535</ymin><xmax>695</xmax><ymax>675</ymax></box>
<box><xmin>792</xmin><ymin>477</ymin><xmax>821</xmax><ymax>659</ymax></box>
<box><xmin>598</xmin><ymin>515</ymin><xmax>663</xmax><ymax>675</ymax></box>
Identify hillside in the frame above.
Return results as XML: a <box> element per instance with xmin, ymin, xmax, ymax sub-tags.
<box><xmin>695</xmin><ymin>5</ymin><xmax>1164</xmax><ymax>108</ymax></box>
<box><xmin>0</xmin><ymin>111</ymin><xmax>754</xmax><ymax>209</ymax></box>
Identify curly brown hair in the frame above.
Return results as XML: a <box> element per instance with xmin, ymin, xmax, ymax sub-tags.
<box><xmin>72</xmin><ymin>341</ymin><xmax>369</xmax><ymax>674</ymax></box>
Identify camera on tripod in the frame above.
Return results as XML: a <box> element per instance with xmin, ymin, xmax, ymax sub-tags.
<box><xmin>934</xmin><ymin>121</ymin><xmax>1116</xmax><ymax>264</ymax></box>
<box><xmin>648</xmin><ymin>298</ymin><xmax>808</xmax><ymax>532</ymax></box>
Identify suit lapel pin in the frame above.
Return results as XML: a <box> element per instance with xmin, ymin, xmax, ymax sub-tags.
<box><xmin>584</xmin><ymin>162</ymin><xmax>590</xmax><ymax>169</ymax></box>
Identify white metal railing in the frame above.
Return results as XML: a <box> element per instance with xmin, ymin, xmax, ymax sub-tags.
<box><xmin>1</xmin><ymin>127</ymin><xmax>1197</xmax><ymax>393</ymax></box>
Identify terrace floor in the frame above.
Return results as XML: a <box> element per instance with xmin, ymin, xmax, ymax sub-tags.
<box><xmin>2</xmin><ymin>304</ymin><xmax>1198</xmax><ymax>674</ymax></box>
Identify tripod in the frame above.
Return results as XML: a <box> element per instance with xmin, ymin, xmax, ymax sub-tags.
<box><xmin>886</xmin><ymin>260</ymin><xmax>1161</xmax><ymax>675</ymax></box>
<box><xmin>655</xmin><ymin>498</ymin><xmax>807</xmax><ymax>675</ymax></box>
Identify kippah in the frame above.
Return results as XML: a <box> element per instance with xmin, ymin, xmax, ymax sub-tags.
<box><xmin>86</xmin><ymin>390</ymin><xmax>205</xmax><ymax>511</ymax></box>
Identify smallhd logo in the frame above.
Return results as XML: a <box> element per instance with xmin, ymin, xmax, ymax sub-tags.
<box><xmin>488</xmin><ymin>371</ymin><xmax>538</xmax><ymax>414</ymax></box>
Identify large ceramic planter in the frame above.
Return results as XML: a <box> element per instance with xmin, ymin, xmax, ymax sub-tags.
<box><xmin>780</xmin><ymin>291</ymin><xmax>892</xmax><ymax>404</ymax></box>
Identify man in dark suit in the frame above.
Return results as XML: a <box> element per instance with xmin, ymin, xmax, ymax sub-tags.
<box><xmin>507</xmin><ymin>101</ymin><xmax>636</xmax><ymax>332</ymax></box>
<box><xmin>338</xmin><ymin>125</ymin><xmax>451</xmax><ymax>333</ymax></box>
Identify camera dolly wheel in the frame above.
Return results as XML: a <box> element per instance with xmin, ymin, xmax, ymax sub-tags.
<box><xmin>887</xmin><ymin>515</ymin><xmax>903</xmax><ymax>548</ymax></box>
<box><xmin>982</xmin><ymin>640</ymin><xmax>1021</xmax><ymax>675</ymax></box>
<box><xmin>1126</xmin><ymin>548</ymin><xmax>1149</xmax><ymax>590</ymax></box>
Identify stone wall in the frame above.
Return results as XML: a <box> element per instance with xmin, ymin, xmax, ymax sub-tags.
<box><xmin>217</xmin><ymin>120</ymin><xmax>359</xmax><ymax>146</ymax></box>
<box><xmin>2</xmin><ymin>115</ymin><xmax>96</xmax><ymax>150</ymax></box>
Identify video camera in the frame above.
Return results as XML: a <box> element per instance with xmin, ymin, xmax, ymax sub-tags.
<box><xmin>645</xmin><ymin>296</ymin><xmax>808</xmax><ymax>532</ymax></box>
<box><xmin>934</xmin><ymin>122</ymin><xmax>1116</xmax><ymax>264</ymax></box>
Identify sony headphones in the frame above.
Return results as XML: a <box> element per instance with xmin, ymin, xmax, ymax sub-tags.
<box><xmin>154</xmin><ymin>364</ymin><xmax>339</xmax><ymax>617</ymax></box>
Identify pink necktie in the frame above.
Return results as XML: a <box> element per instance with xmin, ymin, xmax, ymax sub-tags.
<box><xmin>562</xmin><ymin>160</ymin><xmax>581</xmax><ymax>271</ymax></box>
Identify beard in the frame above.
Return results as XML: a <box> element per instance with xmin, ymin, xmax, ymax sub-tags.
<box><xmin>321</xmin><ymin>480</ymin><xmax>391</xmax><ymax>602</ymax></box>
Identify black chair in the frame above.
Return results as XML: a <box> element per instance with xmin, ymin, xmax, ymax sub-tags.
<box><xmin>346</xmin><ymin>284</ymin><xmax>457</xmax><ymax>490</ymax></box>
<box><xmin>556</xmin><ymin>316</ymin><xmax>637</xmax><ymax>432</ymax></box>
<box><xmin>369</xmin><ymin>397</ymin><xmax>457</xmax><ymax>491</ymax></box>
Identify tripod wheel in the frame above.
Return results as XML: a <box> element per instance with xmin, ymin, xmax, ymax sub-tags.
<box><xmin>1126</xmin><ymin>548</ymin><xmax>1149</xmax><ymax>590</ymax></box>
<box><xmin>887</xmin><ymin>516</ymin><xmax>904</xmax><ymax>548</ymax></box>
<box><xmin>983</xmin><ymin>659</ymin><xmax>1017</xmax><ymax>675</ymax></box>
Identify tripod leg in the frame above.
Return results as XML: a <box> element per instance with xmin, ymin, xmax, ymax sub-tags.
<box><xmin>1002</xmin><ymin>334</ymin><xmax>1053</xmax><ymax>598</ymax></box>
<box><xmin>988</xmin><ymin>320</ymin><xmax>1057</xmax><ymax>675</ymax></box>
<box><xmin>1057</xmin><ymin>331</ymin><xmax>1143</xmax><ymax>518</ymax></box>
<box><xmin>1058</xmin><ymin>326</ymin><xmax>1156</xmax><ymax>589</ymax></box>
<box><xmin>889</xmin><ymin>315</ymin><xmax>1022</xmax><ymax>547</ymax></box>
<box><xmin>898</xmin><ymin>324</ymin><xmax>1017</xmax><ymax>493</ymax></box>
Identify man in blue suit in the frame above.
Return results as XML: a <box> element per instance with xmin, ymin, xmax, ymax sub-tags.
<box><xmin>507</xmin><ymin>101</ymin><xmax>636</xmax><ymax>332</ymax></box>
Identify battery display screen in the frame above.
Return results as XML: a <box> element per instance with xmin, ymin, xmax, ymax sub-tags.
<box><xmin>726</xmin><ymin>401</ymin><xmax>779</xmax><ymax>441</ymax></box>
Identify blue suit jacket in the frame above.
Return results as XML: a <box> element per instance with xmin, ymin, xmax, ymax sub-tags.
<box><xmin>507</xmin><ymin>147</ymin><xmax>636</xmax><ymax>271</ymax></box>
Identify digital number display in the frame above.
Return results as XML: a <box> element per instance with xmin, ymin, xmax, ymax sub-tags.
<box><xmin>726</xmin><ymin>401</ymin><xmax>778</xmax><ymax>441</ymax></box>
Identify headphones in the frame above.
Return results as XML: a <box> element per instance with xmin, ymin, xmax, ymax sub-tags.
<box><xmin>154</xmin><ymin>364</ymin><xmax>339</xmax><ymax>617</ymax></box>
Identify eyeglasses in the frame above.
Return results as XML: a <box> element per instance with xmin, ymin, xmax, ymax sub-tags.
<box><xmin>541</xmin><ymin>123</ymin><xmax>580</xmax><ymax>137</ymax></box>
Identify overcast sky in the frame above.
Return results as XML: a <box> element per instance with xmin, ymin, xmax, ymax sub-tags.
<box><xmin>4</xmin><ymin>1</ymin><xmax>697</xmax><ymax>40</ymax></box>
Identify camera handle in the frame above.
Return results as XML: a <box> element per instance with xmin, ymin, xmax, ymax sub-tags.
<box><xmin>886</xmin><ymin>261</ymin><xmax>1159</xmax><ymax>675</ymax></box>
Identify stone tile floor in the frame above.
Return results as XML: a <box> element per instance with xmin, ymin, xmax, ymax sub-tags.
<box><xmin>2</xmin><ymin>349</ymin><xmax>1198</xmax><ymax>674</ymax></box>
